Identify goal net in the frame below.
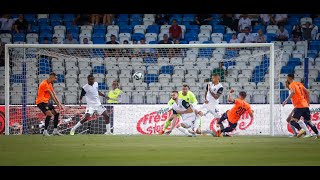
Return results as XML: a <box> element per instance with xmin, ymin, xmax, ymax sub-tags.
<box><xmin>3</xmin><ymin>43</ymin><xmax>285</xmax><ymax>136</ymax></box>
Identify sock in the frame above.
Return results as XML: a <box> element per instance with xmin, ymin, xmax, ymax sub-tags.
<box><xmin>290</xmin><ymin>124</ymin><xmax>297</xmax><ymax>135</ymax></box>
<box><xmin>53</xmin><ymin>113</ymin><xmax>59</xmax><ymax>128</ymax></box>
<box><xmin>43</xmin><ymin>129</ymin><xmax>48</xmax><ymax>134</ymax></box>
<box><xmin>162</xmin><ymin>119</ymin><xmax>171</xmax><ymax>131</ymax></box>
<box><xmin>298</xmin><ymin>120</ymin><xmax>310</xmax><ymax>135</ymax></box>
<box><xmin>72</xmin><ymin>121</ymin><xmax>83</xmax><ymax>131</ymax></box>
<box><xmin>177</xmin><ymin>126</ymin><xmax>192</xmax><ymax>136</ymax></box>
<box><xmin>222</xmin><ymin>127</ymin><xmax>234</xmax><ymax>133</ymax></box>
<box><xmin>53</xmin><ymin>128</ymin><xmax>57</xmax><ymax>132</ymax></box>
<box><xmin>193</xmin><ymin>115</ymin><xmax>201</xmax><ymax>132</ymax></box>
<box><xmin>105</xmin><ymin>123</ymin><xmax>110</xmax><ymax>133</ymax></box>
<box><xmin>305</xmin><ymin>121</ymin><xmax>319</xmax><ymax>135</ymax></box>
<box><xmin>44</xmin><ymin>116</ymin><xmax>51</xmax><ymax>130</ymax></box>
<box><xmin>290</xmin><ymin>121</ymin><xmax>301</xmax><ymax>130</ymax></box>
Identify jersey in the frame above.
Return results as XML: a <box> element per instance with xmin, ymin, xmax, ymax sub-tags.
<box><xmin>81</xmin><ymin>82</ymin><xmax>101</xmax><ymax>106</ymax></box>
<box><xmin>167</xmin><ymin>91</ymin><xmax>198</xmax><ymax>107</ymax></box>
<box><xmin>107</xmin><ymin>88</ymin><xmax>122</xmax><ymax>103</ymax></box>
<box><xmin>206</xmin><ymin>82</ymin><xmax>223</xmax><ymax>104</ymax></box>
<box><xmin>172</xmin><ymin>99</ymin><xmax>195</xmax><ymax>122</ymax></box>
<box><xmin>289</xmin><ymin>81</ymin><xmax>308</xmax><ymax>108</ymax></box>
<box><xmin>36</xmin><ymin>80</ymin><xmax>54</xmax><ymax>105</ymax></box>
<box><xmin>227</xmin><ymin>99</ymin><xmax>253</xmax><ymax>124</ymax></box>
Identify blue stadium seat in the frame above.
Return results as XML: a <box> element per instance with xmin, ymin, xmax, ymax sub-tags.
<box><xmin>287</xmin><ymin>58</ymin><xmax>301</xmax><ymax>67</ymax></box>
<box><xmin>281</xmin><ymin>66</ymin><xmax>294</xmax><ymax>74</ymax></box>
<box><xmin>38</xmin><ymin>18</ymin><xmax>50</xmax><ymax>26</ymax></box>
<box><xmin>213</xmin><ymin>25</ymin><xmax>225</xmax><ymax>34</ymax></box>
<box><xmin>266</xmin><ymin>33</ymin><xmax>277</xmax><ymax>42</ymax></box>
<box><xmin>183</xmin><ymin>14</ymin><xmax>195</xmax><ymax>18</ymax></box>
<box><xmin>147</xmin><ymin>25</ymin><xmax>159</xmax><ymax>34</ymax></box>
<box><xmin>224</xmin><ymin>61</ymin><xmax>236</xmax><ymax>69</ymax></box>
<box><xmin>67</xmin><ymin>25</ymin><xmax>79</xmax><ymax>34</ymax></box>
<box><xmin>317</xmin><ymin>77</ymin><xmax>320</xmax><ymax>82</ymax></box>
<box><xmin>225</xmin><ymin>49</ymin><xmax>238</xmax><ymax>58</ymax></box>
<box><xmin>63</xmin><ymin>14</ymin><xmax>75</xmax><ymax>21</ymax></box>
<box><xmin>13</xmin><ymin>33</ymin><xmax>25</xmax><ymax>42</ymax></box>
<box><xmin>210</xmin><ymin>19</ymin><xmax>221</xmax><ymax>26</ymax></box>
<box><xmin>132</xmin><ymin>33</ymin><xmax>145</xmax><ymax>41</ymax></box>
<box><xmin>117</xmin><ymin>14</ymin><xmax>129</xmax><ymax>20</ymax></box>
<box><xmin>120</xmin><ymin>25</ymin><xmax>133</xmax><ymax>33</ymax></box>
<box><xmin>91</xmin><ymin>49</ymin><xmax>105</xmax><ymax>57</ymax></box>
<box><xmin>211</xmin><ymin>14</ymin><xmax>221</xmax><ymax>19</ymax></box>
<box><xmin>252</xmin><ymin>25</ymin><xmax>265</xmax><ymax>33</ymax></box>
<box><xmin>223</xmin><ymin>33</ymin><xmax>232</xmax><ymax>42</ymax></box>
<box><xmin>56</xmin><ymin>74</ymin><xmax>65</xmax><ymax>83</ymax></box>
<box><xmin>93</xmin><ymin>66</ymin><xmax>106</xmax><ymax>74</ymax></box>
<box><xmin>179</xmin><ymin>40</ymin><xmax>188</xmax><ymax>44</ymax></box>
<box><xmin>280</xmin><ymin>90</ymin><xmax>290</xmax><ymax>103</ymax></box>
<box><xmin>144</xmin><ymin>57</ymin><xmax>157</xmax><ymax>64</ymax></box>
<box><xmin>198</xmin><ymin>48</ymin><xmax>214</xmax><ymax>58</ymax></box>
<box><xmin>160</xmin><ymin>66</ymin><xmax>174</xmax><ymax>75</ymax></box>
<box><xmin>186</xmin><ymin>25</ymin><xmax>199</xmax><ymax>33</ymax></box>
<box><xmin>170</xmin><ymin>14</ymin><xmax>182</xmax><ymax>19</ymax></box>
<box><xmin>284</xmin><ymin>25</ymin><xmax>293</xmax><ymax>35</ymax></box>
<box><xmin>182</xmin><ymin>16</ymin><xmax>193</xmax><ymax>23</ymax></box>
<box><xmin>92</xmin><ymin>34</ymin><xmax>106</xmax><ymax>44</ymax></box>
<box><xmin>64</xmin><ymin>21</ymin><xmax>73</xmax><ymax>27</ymax></box>
<box><xmin>98</xmin><ymin>82</ymin><xmax>107</xmax><ymax>90</ymax></box>
<box><xmin>29</xmin><ymin>25</ymin><xmax>39</xmax><ymax>33</ymax></box>
<box><xmin>309</xmin><ymin>41</ymin><xmax>320</xmax><ymax>52</ymax></box>
<box><xmin>184</xmin><ymin>32</ymin><xmax>197</xmax><ymax>42</ymax></box>
<box><xmin>93</xmin><ymin>25</ymin><xmax>106</xmax><ymax>34</ymax></box>
<box><xmin>10</xmin><ymin>74</ymin><xmax>24</xmax><ymax>83</ymax></box>
<box><xmin>287</xmin><ymin>17</ymin><xmax>300</xmax><ymax>26</ymax></box>
<box><xmin>25</xmin><ymin>14</ymin><xmax>37</xmax><ymax>26</ymax></box>
<box><xmin>307</xmin><ymin>50</ymin><xmax>318</xmax><ymax>59</ymax></box>
<box><xmin>51</xmin><ymin>20</ymin><xmax>62</xmax><ymax>27</ymax></box>
<box><xmin>40</xmin><ymin>25</ymin><xmax>53</xmax><ymax>34</ymax></box>
<box><xmin>130</xmin><ymin>20</ymin><xmax>142</xmax><ymax>26</ymax></box>
<box><xmin>39</xmin><ymin>67</ymin><xmax>52</xmax><ymax>74</ymax></box>
<box><xmin>203</xmin><ymin>41</ymin><xmax>214</xmax><ymax>44</ymax></box>
<box><xmin>144</xmin><ymin>74</ymin><xmax>158</xmax><ymax>84</ymax></box>
<box><xmin>50</xmin><ymin>14</ymin><xmax>62</xmax><ymax>20</ymax></box>
<box><xmin>39</xmin><ymin>32</ymin><xmax>52</xmax><ymax>42</ymax></box>
<box><xmin>148</xmin><ymin>41</ymin><xmax>158</xmax><ymax>44</ymax></box>
<box><xmin>130</xmin><ymin>14</ymin><xmax>142</xmax><ymax>20</ymax></box>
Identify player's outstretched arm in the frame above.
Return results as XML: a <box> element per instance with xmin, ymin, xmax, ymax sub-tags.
<box><xmin>227</xmin><ymin>89</ymin><xmax>235</xmax><ymax>103</ymax></box>
<box><xmin>282</xmin><ymin>88</ymin><xmax>295</xmax><ymax>106</ymax></box>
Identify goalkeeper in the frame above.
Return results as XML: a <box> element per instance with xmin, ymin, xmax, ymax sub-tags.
<box><xmin>160</xmin><ymin>83</ymin><xmax>202</xmax><ymax>135</ymax></box>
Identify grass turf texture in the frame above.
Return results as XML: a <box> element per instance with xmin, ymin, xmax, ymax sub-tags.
<box><xmin>0</xmin><ymin>135</ymin><xmax>319</xmax><ymax>166</ymax></box>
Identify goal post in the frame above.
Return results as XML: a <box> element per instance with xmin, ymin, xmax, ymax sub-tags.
<box><xmin>4</xmin><ymin>43</ymin><xmax>284</xmax><ymax>136</ymax></box>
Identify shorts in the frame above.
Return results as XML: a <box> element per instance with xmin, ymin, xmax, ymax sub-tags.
<box><xmin>85</xmin><ymin>104</ymin><xmax>106</xmax><ymax>116</ymax></box>
<box><xmin>219</xmin><ymin>110</ymin><xmax>238</xmax><ymax>127</ymax></box>
<box><xmin>37</xmin><ymin>102</ymin><xmax>55</xmax><ymax>114</ymax></box>
<box><xmin>292</xmin><ymin>108</ymin><xmax>311</xmax><ymax>121</ymax></box>
<box><xmin>180</xmin><ymin>113</ymin><xmax>196</xmax><ymax>129</ymax></box>
<box><xmin>201</xmin><ymin>103</ymin><xmax>221</xmax><ymax>118</ymax></box>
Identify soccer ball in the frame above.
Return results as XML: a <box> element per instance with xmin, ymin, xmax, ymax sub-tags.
<box><xmin>133</xmin><ymin>72</ymin><xmax>143</xmax><ymax>80</ymax></box>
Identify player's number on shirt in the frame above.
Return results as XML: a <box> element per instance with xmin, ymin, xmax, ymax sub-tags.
<box><xmin>236</xmin><ymin>107</ymin><xmax>246</xmax><ymax>115</ymax></box>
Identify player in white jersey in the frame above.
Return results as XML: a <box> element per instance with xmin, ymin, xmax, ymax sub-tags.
<box><xmin>166</xmin><ymin>91</ymin><xmax>197</xmax><ymax>137</ymax></box>
<box><xmin>70</xmin><ymin>74</ymin><xmax>112</xmax><ymax>135</ymax></box>
<box><xmin>195</xmin><ymin>74</ymin><xmax>223</xmax><ymax>135</ymax></box>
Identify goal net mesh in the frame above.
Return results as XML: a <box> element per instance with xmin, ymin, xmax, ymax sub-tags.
<box><xmin>4</xmin><ymin>44</ymin><xmax>285</xmax><ymax>135</ymax></box>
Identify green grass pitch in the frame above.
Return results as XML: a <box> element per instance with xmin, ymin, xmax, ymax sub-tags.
<box><xmin>0</xmin><ymin>135</ymin><xmax>319</xmax><ymax>166</ymax></box>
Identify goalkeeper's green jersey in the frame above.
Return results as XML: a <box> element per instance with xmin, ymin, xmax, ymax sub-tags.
<box><xmin>167</xmin><ymin>91</ymin><xmax>198</xmax><ymax>107</ymax></box>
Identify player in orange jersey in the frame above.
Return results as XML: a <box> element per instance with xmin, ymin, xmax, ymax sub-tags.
<box><xmin>36</xmin><ymin>72</ymin><xmax>64</xmax><ymax>136</ymax></box>
<box><xmin>283</xmin><ymin>74</ymin><xmax>319</xmax><ymax>139</ymax></box>
<box><xmin>216</xmin><ymin>89</ymin><xmax>254</xmax><ymax>137</ymax></box>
